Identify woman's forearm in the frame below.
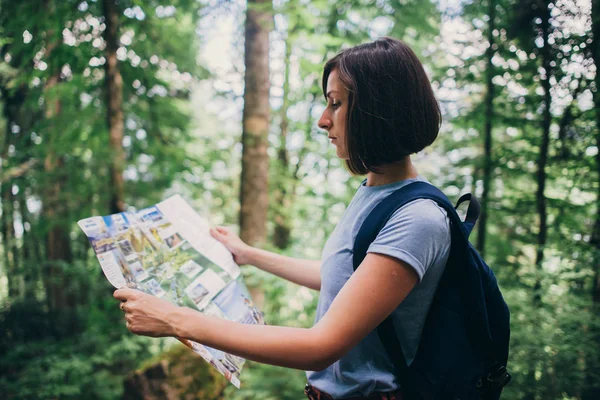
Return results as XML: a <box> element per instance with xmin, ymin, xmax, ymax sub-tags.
<box><xmin>171</xmin><ymin>307</ymin><xmax>330</xmax><ymax>371</ymax></box>
<box><xmin>247</xmin><ymin>247</ymin><xmax>321</xmax><ymax>290</ymax></box>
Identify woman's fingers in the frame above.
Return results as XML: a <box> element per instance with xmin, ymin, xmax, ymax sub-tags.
<box><xmin>211</xmin><ymin>226</ymin><xmax>231</xmax><ymax>237</ymax></box>
<box><xmin>211</xmin><ymin>227</ymin><xmax>233</xmax><ymax>244</ymax></box>
<box><xmin>209</xmin><ymin>227</ymin><xmax>221</xmax><ymax>239</ymax></box>
<box><xmin>114</xmin><ymin>288</ymin><xmax>139</xmax><ymax>301</ymax></box>
<box><xmin>215</xmin><ymin>226</ymin><xmax>230</xmax><ymax>235</ymax></box>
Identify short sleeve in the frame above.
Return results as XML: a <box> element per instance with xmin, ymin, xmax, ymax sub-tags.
<box><xmin>366</xmin><ymin>199</ymin><xmax>450</xmax><ymax>281</ymax></box>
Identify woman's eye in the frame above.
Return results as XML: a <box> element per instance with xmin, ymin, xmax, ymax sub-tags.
<box><xmin>331</xmin><ymin>102</ymin><xmax>341</xmax><ymax>109</ymax></box>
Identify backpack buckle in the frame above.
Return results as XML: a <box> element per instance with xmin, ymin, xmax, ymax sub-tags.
<box><xmin>486</xmin><ymin>365</ymin><xmax>511</xmax><ymax>388</ymax></box>
<box><xmin>476</xmin><ymin>365</ymin><xmax>512</xmax><ymax>391</ymax></box>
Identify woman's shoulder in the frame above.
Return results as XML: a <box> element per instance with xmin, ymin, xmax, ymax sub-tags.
<box><xmin>388</xmin><ymin>198</ymin><xmax>450</xmax><ymax>232</ymax></box>
<box><xmin>368</xmin><ymin>198</ymin><xmax>451</xmax><ymax>281</ymax></box>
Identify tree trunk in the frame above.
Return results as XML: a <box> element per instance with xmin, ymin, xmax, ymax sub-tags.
<box><xmin>477</xmin><ymin>0</ymin><xmax>496</xmax><ymax>257</ymax></box>
<box><xmin>273</xmin><ymin>33</ymin><xmax>293</xmax><ymax>249</ymax></box>
<box><xmin>1</xmin><ymin>179</ymin><xmax>18</xmax><ymax>298</ymax></box>
<box><xmin>17</xmin><ymin>181</ymin><xmax>39</xmax><ymax>297</ymax></box>
<box><xmin>239</xmin><ymin>0</ymin><xmax>272</xmax><ymax>246</ymax></box>
<box><xmin>1</xmin><ymin>85</ymin><xmax>27</xmax><ymax>300</ymax></box>
<box><xmin>524</xmin><ymin>4</ymin><xmax>553</xmax><ymax>395</ymax></box>
<box><xmin>43</xmin><ymin>74</ymin><xmax>74</xmax><ymax>313</ymax></box>
<box><xmin>533</xmin><ymin>0</ymin><xmax>551</xmax><ymax>305</ymax></box>
<box><xmin>103</xmin><ymin>0</ymin><xmax>126</xmax><ymax>214</ymax></box>
<box><xmin>557</xmin><ymin>79</ymin><xmax>582</xmax><ymax>160</ymax></box>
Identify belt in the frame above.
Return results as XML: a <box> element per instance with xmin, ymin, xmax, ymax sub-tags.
<box><xmin>305</xmin><ymin>384</ymin><xmax>403</xmax><ymax>400</ymax></box>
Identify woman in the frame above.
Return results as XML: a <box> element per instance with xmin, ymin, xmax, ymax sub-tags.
<box><xmin>114</xmin><ymin>37</ymin><xmax>450</xmax><ymax>400</ymax></box>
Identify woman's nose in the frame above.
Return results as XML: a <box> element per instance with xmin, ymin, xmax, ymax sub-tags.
<box><xmin>318</xmin><ymin>114</ymin><xmax>331</xmax><ymax>130</ymax></box>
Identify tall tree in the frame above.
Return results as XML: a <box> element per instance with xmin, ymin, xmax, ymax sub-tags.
<box><xmin>272</xmin><ymin>31</ymin><xmax>293</xmax><ymax>249</ymax></box>
<box><xmin>511</xmin><ymin>0</ymin><xmax>554</xmax><ymax>304</ymax></box>
<box><xmin>0</xmin><ymin>9</ymin><xmax>40</xmax><ymax>301</ymax></box>
<box><xmin>43</xmin><ymin>69</ymin><xmax>75</xmax><ymax>314</ymax></box>
<box><xmin>1</xmin><ymin>106</ymin><xmax>19</xmax><ymax>298</ymax></box>
<box><xmin>36</xmin><ymin>0</ymin><xmax>76</xmax><ymax>315</ymax></box>
<box><xmin>533</xmin><ymin>0</ymin><xmax>552</xmax><ymax>304</ymax></box>
<box><xmin>239</xmin><ymin>0</ymin><xmax>272</xmax><ymax>245</ymax></box>
<box><xmin>103</xmin><ymin>0</ymin><xmax>126</xmax><ymax>213</ymax></box>
<box><xmin>477</xmin><ymin>0</ymin><xmax>496</xmax><ymax>257</ymax></box>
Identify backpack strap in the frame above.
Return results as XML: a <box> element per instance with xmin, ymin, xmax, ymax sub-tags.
<box><xmin>352</xmin><ymin>181</ymin><xmax>491</xmax><ymax>396</ymax></box>
<box><xmin>455</xmin><ymin>193</ymin><xmax>480</xmax><ymax>237</ymax></box>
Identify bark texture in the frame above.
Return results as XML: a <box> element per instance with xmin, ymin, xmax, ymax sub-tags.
<box><xmin>239</xmin><ymin>0</ymin><xmax>272</xmax><ymax>246</ymax></box>
<box><xmin>43</xmin><ymin>73</ymin><xmax>74</xmax><ymax>313</ymax></box>
<box><xmin>104</xmin><ymin>0</ymin><xmax>126</xmax><ymax>214</ymax></box>
<box><xmin>273</xmin><ymin>34</ymin><xmax>293</xmax><ymax>249</ymax></box>
<box><xmin>477</xmin><ymin>0</ymin><xmax>496</xmax><ymax>257</ymax></box>
<box><xmin>1</xmin><ymin>85</ymin><xmax>25</xmax><ymax>299</ymax></box>
<box><xmin>533</xmin><ymin>0</ymin><xmax>551</xmax><ymax>304</ymax></box>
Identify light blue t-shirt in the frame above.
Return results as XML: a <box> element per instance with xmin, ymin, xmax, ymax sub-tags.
<box><xmin>306</xmin><ymin>176</ymin><xmax>451</xmax><ymax>398</ymax></box>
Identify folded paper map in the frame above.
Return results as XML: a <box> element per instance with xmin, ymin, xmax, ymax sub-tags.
<box><xmin>77</xmin><ymin>195</ymin><xmax>264</xmax><ymax>387</ymax></box>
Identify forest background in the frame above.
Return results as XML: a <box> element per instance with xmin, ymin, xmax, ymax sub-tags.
<box><xmin>0</xmin><ymin>0</ymin><xmax>598</xmax><ymax>399</ymax></box>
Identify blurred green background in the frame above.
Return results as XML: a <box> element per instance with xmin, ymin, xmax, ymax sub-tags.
<box><xmin>0</xmin><ymin>0</ymin><xmax>599</xmax><ymax>399</ymax></box>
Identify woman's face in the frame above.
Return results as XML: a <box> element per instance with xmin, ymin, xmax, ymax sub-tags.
<box><xmin>318</xmin><ymin>69</ymin><xmax>349</xmax><ymax>159</ymax></box>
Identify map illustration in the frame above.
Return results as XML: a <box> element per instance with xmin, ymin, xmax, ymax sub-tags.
<box><xmin>78</xmin><ymin>195</ymin><xmax>264</xmax><ymax>387</ymax></box>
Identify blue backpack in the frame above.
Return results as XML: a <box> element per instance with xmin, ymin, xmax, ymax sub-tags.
<box><xmin>353</xmin><ymin>182</ymin><xmax>511</xmax><ymax>400</ymax></box>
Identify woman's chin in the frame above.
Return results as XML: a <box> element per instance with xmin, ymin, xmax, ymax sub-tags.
<box><xmin>335</xmin><ymin>149</ymin><xmax>349</xmax><ymax>159</ymax></box>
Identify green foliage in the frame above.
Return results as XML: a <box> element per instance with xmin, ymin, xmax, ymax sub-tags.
<box><xmin>0</xmin><ymin>288</ymin><xmax>157</xmax><ymax>399</ymax></box>
<box><xmin>0</xmin><ymin>0</ymin><xmax>599</xmax><ymax>399</ymax></box>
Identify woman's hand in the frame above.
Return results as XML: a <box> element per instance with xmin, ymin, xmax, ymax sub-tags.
<box><xmin>114</xmin><ymin>288</ymin><xmax>179</xmax><ymax>338</ymax></box>
<box><xmin>210</xmin><ymin>226</ymin><xmax>253</xmax><ymax>265</ymax></box>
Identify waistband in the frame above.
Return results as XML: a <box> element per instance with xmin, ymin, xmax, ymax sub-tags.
<box><xmin>304</xmin><ymin>384</ymin><xmax>403</xmax><ymax>400</ymax></box>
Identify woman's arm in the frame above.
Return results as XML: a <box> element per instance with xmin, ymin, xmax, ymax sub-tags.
<box><xmin>245</xmin><ymin>247</ymin><xmax>321</xmax><ymax>291</ymax></box>
<box><xmin>114</xmin><ymin>252</ymin><xmax>417</xmax><ymax>371</ymax></box>
<box><xmin>210</xmin><ymin>227</ymin><xmax>321</xmax><ymax>291</ymax></box>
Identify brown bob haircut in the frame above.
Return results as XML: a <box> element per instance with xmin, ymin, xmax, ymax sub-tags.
<box><xmin>322</xmin><ymin>37</ymin><xmax>441</xmax><ymax>175</ymax></box>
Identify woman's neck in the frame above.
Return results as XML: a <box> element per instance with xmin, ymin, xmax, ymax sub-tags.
<box><xmin>364</xmin><ymin>157</ymin><xmax>418</xmax><ymax>187</ymax></box>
